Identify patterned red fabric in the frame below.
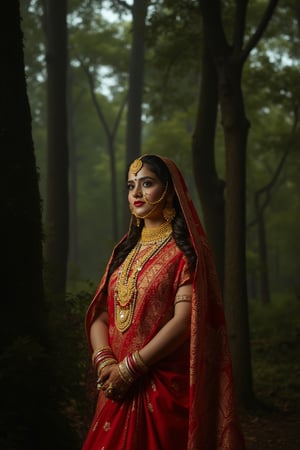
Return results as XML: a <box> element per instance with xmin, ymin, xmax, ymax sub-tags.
<box><xmin>83</xmin><ymin>156</ymin><xmax>245</xmax><ymax>450</ymax></box>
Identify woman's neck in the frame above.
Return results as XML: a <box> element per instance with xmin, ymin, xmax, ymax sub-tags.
<box><xmin>143</xmin><ymin>217</ymin><xmax>165</xmax><ymax>228</ymax></box>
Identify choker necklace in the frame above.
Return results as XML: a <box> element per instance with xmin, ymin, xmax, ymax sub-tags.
<box><xmin>140</xmin><ymin>221</ymin><xmax>172</xmax><ymax>245</ymax></box>
<box><xmin>114</xmin><ymin>224</ymin><xmax>172</xmax><ymax>332</ymax></box>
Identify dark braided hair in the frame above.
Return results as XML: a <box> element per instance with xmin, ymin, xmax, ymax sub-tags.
<box><xmin>108</xmin><ymin>155</ymin><xmax>196</xmax><ymax>278</ymax></box>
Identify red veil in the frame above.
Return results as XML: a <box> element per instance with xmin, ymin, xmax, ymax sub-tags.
<box><xmin>85</xmin><ymin>156</ymin><xmax>245</xmax><ymax>450</ymax></box>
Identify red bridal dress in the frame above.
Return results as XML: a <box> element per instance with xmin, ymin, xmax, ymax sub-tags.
<box><xmin>83</xmin><ymin>156</ymin><xmax>245</xmax><ymax>450</ymax></box>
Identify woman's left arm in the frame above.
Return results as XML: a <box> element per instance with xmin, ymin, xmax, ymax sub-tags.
<box><xmin>138</xmin><ymin>284</ymin><xmax>192</xmax><ymax>367</ymax></box>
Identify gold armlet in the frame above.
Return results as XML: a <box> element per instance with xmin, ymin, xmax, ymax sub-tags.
<box><xmin>174</xmin><ymin>294</ymin><xmax>192</xmax><ymax>306</ymax></box>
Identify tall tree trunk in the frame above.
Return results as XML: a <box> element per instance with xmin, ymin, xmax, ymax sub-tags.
<box><xmin>256</xmin><ymin>210</ymin><xmax>270</xmax><ymax>304</ymax></box>
<box><xmin>44</xmin><ymin>0</ymin><xmax>69</xmax><ymax>296</ymax></box>
<box><xmin>119</xmin><ymin>0</ymin><xmax>149</xmax><ymax>234</ymax></box>
<box><xmin>198</xmin><ymin>0</ymin><xmax>278</xmax><ymax>406</ymax></box>
<box><xmin>192</xmin><ymin>38</ymin><xmax>225</xmax><ymax>291</ymax></box>
<box><xmin>1</xmin><ymin>0</ymin><xmax>45</xmax><ymax>346</ymax></box>
<box><xmin>219</xmin><ymin>62</ymin><xmax>253</xmax><ymax>405</ymax></box>
<box><xmin>0</xmin><ymin>3</ymin><xmax>75</xmax><ymax>448</ymax></box>
<box><xmin>68</xmin><ymin>75</ymin><xmax>79</xmax><ymax>275</ymax></box>
<box><xmin>125</xmin><ymin>0</ymin><xmax>148</xmax><ymax>167</ymax></box>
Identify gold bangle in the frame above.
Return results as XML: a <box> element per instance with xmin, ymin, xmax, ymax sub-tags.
<box><xmin>133</xmin><ymin>351</ymin><xmax>148</xmax><ymax>373</ymax></box>
<box><xmin>118</xmin><ymin>361</ymin><xmax>134</xmax><ymax>385</ymax></box>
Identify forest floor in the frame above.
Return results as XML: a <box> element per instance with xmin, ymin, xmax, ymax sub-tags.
<box><xmin>240</xmin><ymin>396</ymin><xmax>300</xmax><ymax>450</ymax></box>
<box><xmin>238</xmin><ymin>293</ymin><xmax>300</xmax><ymax>450</ymax></box>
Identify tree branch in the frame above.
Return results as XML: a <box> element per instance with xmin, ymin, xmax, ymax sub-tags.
<box><xmin>112</xmin><ymin>92</ymin><xmax>128</xmax><ymax>137</ymax></box>
<box><xmin>248</xmin><ymin>104</ymin><xmax>299</xmax><ymax>228</ymax></box>
<box><xmin>233</xmin><ymin>0</ymin><xmax>248</xmax><ymax>56</ymax></box>
<box><xmin>114</xmin><ymin>0</ymin><xmax>133</xmax><ymax>12</ymax></box>
<box><xmin>79</xmin><ymin>58</ymin><xmax>112</xmax><ymax>139</ymax></box>
<box><xmin>241</xmin><ymin>0</ymin><xmax>279</xmax><ymax>64</ymax></box>
<box><xmin>198</xmin><ymin>0</ymin><xmax>229</xmax><ymax>58</ymax></box>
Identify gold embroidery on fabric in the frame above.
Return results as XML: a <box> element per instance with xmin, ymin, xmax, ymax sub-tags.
<box><xmin>147</xmin><ymin>402</ymin><xmax>154</xmax><ymax>413</ymax></box>
<box><xmin>92</xmin><ymin>421</ymin><xmax>98</xmax><ymax>432</ymax></box>
<box><xmin>103</xmin><ymin>421</ymin><xmax>111</xmax><ymax>431</ymax></box>
<box><xmin>151</xmin><ymin>380</ymin><xmax>157</xmax><ymax>391</ymax></box>
<box><xmin>114</xmin><ymin>228</ymin><xmax>172</xmax><ymax>332</ymax></box>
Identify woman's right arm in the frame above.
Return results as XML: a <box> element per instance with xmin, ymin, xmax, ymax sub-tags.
<box><xmin>90</xmin><ymin>311</ymin><xmax>110</xmax><ymax>350</ymax></box>
<box><xmin>90</xmin><ymin>312</ymin><xmax>131</xmax><ymax>400</ymax></box>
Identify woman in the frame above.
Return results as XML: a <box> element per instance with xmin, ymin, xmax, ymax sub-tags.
<box><xmin>82</xmin><ymin>155</ymin><xmax>244</xmax><ymax>450</ymax></box>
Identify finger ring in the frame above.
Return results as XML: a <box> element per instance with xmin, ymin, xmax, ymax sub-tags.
<box><xmin>97</xmin><ymin>379</ymin><xmax>104</xmax><ymax>390</ymax></box>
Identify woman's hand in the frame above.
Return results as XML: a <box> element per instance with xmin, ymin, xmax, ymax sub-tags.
<box><xmin>99</xmin><ymin>363</ymin><xmax>132</xmax><ymax>402</ymax></box>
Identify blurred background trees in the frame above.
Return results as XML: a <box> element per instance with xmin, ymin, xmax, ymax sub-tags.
<box><xmin>1</xmin><ymin>0</ymin><xmax>299</xmax><ymax>448</ymax></box>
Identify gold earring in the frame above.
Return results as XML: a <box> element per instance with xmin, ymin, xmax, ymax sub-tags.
<box><xmin>129</xmin><ymin>204</ymin><xmax>141</xmax><ymax>227</ymax></box>
<box><xmin>163</xmin><ymin>199</ymin><xmax>175</xmax><ymax>223</ymax></box>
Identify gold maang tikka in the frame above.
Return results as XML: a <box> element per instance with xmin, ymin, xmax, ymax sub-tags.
<box><xmin>130</xmin><ymin>158</ymin><xmax>143</xmax><ymax>175</ymax></box>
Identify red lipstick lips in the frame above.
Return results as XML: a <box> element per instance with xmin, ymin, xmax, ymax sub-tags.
<box><xmin>134</xmin><ymin>201</ymin><xmax>144</xmax><ymax>207</ymax></box>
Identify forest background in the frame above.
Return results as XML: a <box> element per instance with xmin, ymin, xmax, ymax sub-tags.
<box><xmin>1</xmin><ymin>0</ymin><xmax>299</xmax><ymax>449</ymax></box>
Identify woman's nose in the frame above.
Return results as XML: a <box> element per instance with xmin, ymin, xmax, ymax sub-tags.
<box><xmin>133</xmin><ymin>186</ymin><xmax>142</xmax><ymax>197</ymax></box>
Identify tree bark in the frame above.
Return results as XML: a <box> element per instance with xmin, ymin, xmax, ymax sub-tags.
<box><xmin>0</xmin><ymin>3</ymin><xmax>63</xmax><ymax>447</ymax></box>
<box><xmin>67</xmin><ymin>69</ymin><xmax>79</xmax><ymax>274</ymax></box>
<box><xmin>220</xmin><ymin>60</ymin><xmax>253</xmax><ymax>405</ymax></box>
<box><xmin>125</xmin><ymin>0</ymin><xmax>149</xmax><ymax>167</ymax></box>
<box><xmin>44</xmin><ymin>0</ymin><xmax>69</xmax><ymax>296</ymax></box>
<box><xmin>1</xmin><ymin>0</ymin><xmax>45</xmax><ymax>344</ymax></box>
<box><xmin>116</xmin><ymin>0</ymin><xmax>149</xmax><ymax>234</ymax></box>
<box><xmin>192</xmin><ymin>38</ymin><xmax>225</xmax><ymax>291</ymax></box>
<box><xmin>198</xmin><ymin>0</ymin><xmax>279</xmax><ymax>406</ymax></box>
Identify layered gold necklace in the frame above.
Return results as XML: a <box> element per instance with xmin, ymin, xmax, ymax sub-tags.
<box><xmin>114</xmin><ymin>222</ymin><xmax>172</xmax><ymax>332</ymax></box>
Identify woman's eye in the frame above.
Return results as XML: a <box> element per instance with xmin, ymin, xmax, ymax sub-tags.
<box><xmin>143</xmin><ymin>181</ymin><xmax>152</xmax><ymax>188</ymax></box>
<box><xmin>127</xmin><ymin>184</ymin><xmax>134</xmax><ymax>191</ymax></box>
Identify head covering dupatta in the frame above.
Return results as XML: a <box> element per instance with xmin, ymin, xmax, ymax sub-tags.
<box><xmin>85</xmin><ymin>155</ymin><xmax>245</xmax><ymax>450</ymax></box>
<box><xmin>161</xmin><ymin>156</ymin><xmax>245</xmax><ymax>449</ymax></box>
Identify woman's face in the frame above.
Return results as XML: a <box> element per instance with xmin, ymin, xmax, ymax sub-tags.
<box><xmin>127</xmin><ymin>163</ymin><xmax>166</xmax><ymax>222</ymax></box>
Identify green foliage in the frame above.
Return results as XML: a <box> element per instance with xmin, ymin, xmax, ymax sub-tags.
<box><xmin>249</xmin><ymin>294</ymin><xmax>300</xmax><ymax>407</ymax></box>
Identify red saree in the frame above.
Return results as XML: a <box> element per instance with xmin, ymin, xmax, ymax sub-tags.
<box><xmin>83</xmin><ymin>156</ymin><xmax>245</xmax><ymax>450</ymax></box>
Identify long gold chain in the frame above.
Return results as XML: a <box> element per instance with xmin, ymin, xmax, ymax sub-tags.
<box><xmin>114</xmin><ymin>223</ymin><xmax>172</xmax><ymax>332</ymax></box>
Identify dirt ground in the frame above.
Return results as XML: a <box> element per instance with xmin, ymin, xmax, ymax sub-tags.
<box><xmin>240</xmin><ymin>402</ymin><xmax>300</xmax><ymax>450</ymax></box>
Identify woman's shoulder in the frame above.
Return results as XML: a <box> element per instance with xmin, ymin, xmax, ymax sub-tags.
<box><xmin>167</xmin><ymin>236</ymin><xmax>189</xmax><ymax>261</ymax></box>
